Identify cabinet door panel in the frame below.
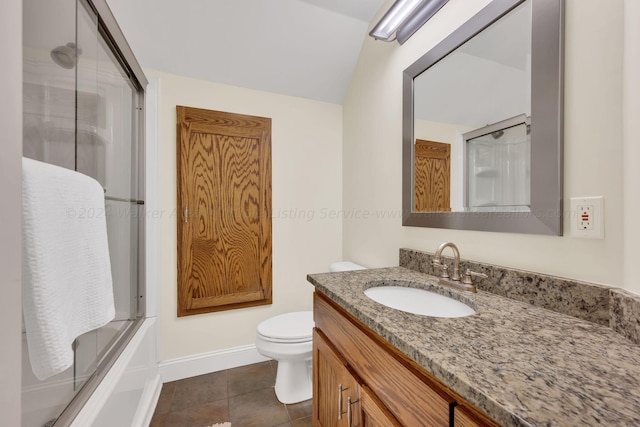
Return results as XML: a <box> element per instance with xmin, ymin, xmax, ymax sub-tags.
<box><xmin>313</xmin><ymin>329</ymin><xmax>358</xmax><ymax>427</ymax></box>
<box><xmin>177</xmin><ymin>106</ymin><xmax>272</xmax><ymax>316</ymax></box>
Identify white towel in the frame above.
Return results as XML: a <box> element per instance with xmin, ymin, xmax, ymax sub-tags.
<box><xmin>22</xmin><ymin>157</ymin><xmax>115</xmax><ymax>380</ymax></box>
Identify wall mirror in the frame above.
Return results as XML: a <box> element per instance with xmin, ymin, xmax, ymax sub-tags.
<box><xmin>402</xmin><ymin>0</ymin><xmax>564</xmax><ymax>235</ymax></box>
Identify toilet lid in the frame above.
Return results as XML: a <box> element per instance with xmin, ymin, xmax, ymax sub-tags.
<box><xmin>257</xmin><ymin>311</ymin><xmax>314</xmax><ymax>341</ymax></box>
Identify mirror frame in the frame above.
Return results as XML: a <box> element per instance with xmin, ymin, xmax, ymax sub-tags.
<box><xmin>402</xmin><ymin>0</ymin><xmax>564</xmax><ymax>235</ymax></box>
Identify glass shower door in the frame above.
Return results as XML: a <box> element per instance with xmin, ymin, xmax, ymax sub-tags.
<box><xmin>22</xmin><ymin>0</ymin><xmax>92</xmax><ymax>425</ymax></box>
<box><xmin>22</xmin><ymin>0</ymin><xmax>144</xmax><ymax>425</ymax></box>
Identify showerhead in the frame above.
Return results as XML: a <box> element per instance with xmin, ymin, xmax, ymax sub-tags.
<box><xmin>491</xmin><ymin>130</ymin><xmax>504</xmax><ymax>139</ymax></box>
<box><xmin>50</xmin><ymin>42</ymin><xmax>82</xmax><ymax>69</ymax></box>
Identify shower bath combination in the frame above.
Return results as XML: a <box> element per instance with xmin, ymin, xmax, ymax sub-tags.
<box><xmin>22</xmin><ymin>0</ymin><xmax>149</xmax><ymax>425</ymax></box>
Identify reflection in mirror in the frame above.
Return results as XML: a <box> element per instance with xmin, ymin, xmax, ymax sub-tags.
<box><xmin>465</xmin><ymin>114</ymin><xmax>530</xmax><ymax>212</ymax></box>
<box><xmin>413</xmin><ymin>0</ymin><xmax>531</xmax><ymax>213</ymax></box>
<box><xmin>402</xmin><ymin>0</ymin><xmax>563</xmax><ymax>235</ymax></box>
<box><xmin>414</xmin><ymin>138</ymin><xmax>451</xmax><ymax>212</ymax></box>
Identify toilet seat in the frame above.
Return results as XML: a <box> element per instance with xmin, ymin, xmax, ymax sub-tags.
<box><xmin>257</xmin><ymin>311</ymin><xmax>313</xmax><ymax>343</ymax></box>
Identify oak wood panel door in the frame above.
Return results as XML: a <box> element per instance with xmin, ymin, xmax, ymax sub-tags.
<box><xmin>177</xmin><ymin>106</ymin><xmax>272</xmax><ymax>317</ymax></box>
<box><xmin>414</xmin><ymin>139</ymin><xmax>451</xmax><ymax>212</ymax></box>
<box><xmin>313</xmin><ymin>329</ymin><xmax>360</xmax><ymax>427</ymax></box>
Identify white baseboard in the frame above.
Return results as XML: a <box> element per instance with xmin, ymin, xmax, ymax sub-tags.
<box><xmin>158</xmin><ymin>344</ymin><xmax>271</xmax><ymax>383</ymax></box>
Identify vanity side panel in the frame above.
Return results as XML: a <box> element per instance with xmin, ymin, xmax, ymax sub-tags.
<box><xmin>314</xmin><ymin>291</ymin><xmax>454</xmax><ymax>426</ymax></box>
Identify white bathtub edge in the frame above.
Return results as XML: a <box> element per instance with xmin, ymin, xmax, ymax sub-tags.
<box><xmin>131</xmin><ymin>372</ymin><xmax>162</xmax><ymax>427</ymax></box>
<box><xmin>70</xmin><ymin>318</ymin><xmax>157</xmax><ymax>427</ymax></box>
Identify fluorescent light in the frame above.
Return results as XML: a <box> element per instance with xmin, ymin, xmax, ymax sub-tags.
<box><xmin>369</xmin><ymin>0</ymin><xmax>424</xmax><ymax>41</ymax></box>
<box><xmin>369</xmin><ymin>0</ymin><xmax>449</xmax><ymax>43</ymax></box>
<box><xmin>396</xmin><ymin>0</ymin><xmax>449</xmax><ymax>44</ymax></box>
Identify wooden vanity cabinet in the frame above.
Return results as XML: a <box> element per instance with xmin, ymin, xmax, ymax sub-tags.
<box><xmin>313</xmin><ymin>291</ymin><xmax>500</xmax><ymax>427</ymax></box>
<box><xmin>313</xmin><ymin>329</ymin><xmax>401</xmax><ymax>427</ymax></box>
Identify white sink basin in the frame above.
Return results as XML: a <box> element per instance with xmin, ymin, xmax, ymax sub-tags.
<box><xmin>364</xmin><ymin>285</ymin><xmax>476</xmax><ymax>318</ymax></box>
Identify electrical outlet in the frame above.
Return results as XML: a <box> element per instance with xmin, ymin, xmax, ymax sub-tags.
<box><xmin>578</xmin><ymin>204</ymin><xmax>594</xmax><ymax>230</ymax></box>
<box><xmin>570</xmin><ymin>197</ymin><xmax>604</xmax><ymax>239</ymax></box>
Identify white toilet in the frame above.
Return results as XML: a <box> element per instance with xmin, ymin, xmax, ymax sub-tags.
<box><xmin>256</xmin><ymin>311</ymin><xmax>314</xmax><ymax>404</ymax></box>
<box><xmin>255</xmin><ymin>261</ymin><xmax>366</xmax><ymax>404</ymax></box>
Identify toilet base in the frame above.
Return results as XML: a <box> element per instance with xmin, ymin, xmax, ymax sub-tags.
<box><xmin>273</xmin><ymin>358</ymin><xmax>312</xmax><ymax>404</ymax></box>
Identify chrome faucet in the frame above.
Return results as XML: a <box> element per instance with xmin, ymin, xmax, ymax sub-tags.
<box><xmin>432</xmin><ymin>242</ymin><xmax>486</xmax><ymax>292</ymax></box>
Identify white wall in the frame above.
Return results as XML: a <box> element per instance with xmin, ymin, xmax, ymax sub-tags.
<box><xmin>0</xmin><ymin>0</ymin><xmax>22</xmax><ymax>425</ymax></box>
<box><xmin>343</xmin><ymin>0</ymin><xmax>626</xmax><ymax>288</ymax></box>
<box><xmin>150</xmin><ymin>70</ymin><xmax>344</xmax><ymax>361</ymax></box>
<box><xmin>623</xmin><ymin>0</ymin><xmax>640</xmax><ymax>292</ymax></box>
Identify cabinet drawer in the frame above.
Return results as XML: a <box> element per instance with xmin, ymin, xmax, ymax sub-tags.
<box><xmin>314</xmin><ymin>292</ymin><xmax>455</xmax><ymax>426</ymax></box>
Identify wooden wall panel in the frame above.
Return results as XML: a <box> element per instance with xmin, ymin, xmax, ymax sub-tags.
<box><xmin>177</xmin><ymin>106</ymin><xmax>272</xmax><ymax>316</ymax></box>
<box><xmin>414</xmin><ymin>139</ymin><xmax>451</xmax><ymax>212</ymax></box>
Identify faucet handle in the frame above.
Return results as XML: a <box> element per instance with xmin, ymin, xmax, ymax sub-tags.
<box><xmin>432</xmin><ymin>260</ymin><xmax>450</xmax><ymax>278</ymax></box>
<box><xmin>462</xmin><ymin>269</ymin><xmax>488</xmax><ymax>285</ymax></box>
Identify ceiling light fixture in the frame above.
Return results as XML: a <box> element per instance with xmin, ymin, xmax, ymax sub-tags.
<box><xmin>369</xmin><ymin>0</ymin><xmax>449</xmax><ymax>44</ymax></box>
<box><xmin>369</xmin><ymin>0</ymin><xmax>424</xmax><ymax>41</ymax></box>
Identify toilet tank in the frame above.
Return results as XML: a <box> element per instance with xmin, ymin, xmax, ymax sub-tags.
<box><xmin>328</xmin><ymin>261</ymin><xmax>367</xmax><ymax>272</ymax></box>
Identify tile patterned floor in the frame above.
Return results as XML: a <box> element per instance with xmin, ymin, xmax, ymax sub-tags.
<box><xmin>150</xmin><ymin>361</ymin><xmax>312</xmax><ymax>427</ymax></box>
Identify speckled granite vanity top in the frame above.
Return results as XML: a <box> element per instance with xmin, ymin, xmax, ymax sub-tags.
<box><xmin>307</xmin><ymin>267</ymin><xmax>640</xmax><ymax>427</ymax></box>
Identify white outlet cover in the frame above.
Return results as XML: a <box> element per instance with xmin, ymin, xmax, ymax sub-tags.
<box><xmin>570</xmin><ymin>196</ymin><xmax>604</xmax><ymax>239</ymax></box>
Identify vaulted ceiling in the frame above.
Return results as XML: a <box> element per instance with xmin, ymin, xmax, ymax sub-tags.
<box><xmin>106</xmin><ymin>0</ymin><xmax>387</xmax><ymax>104</ymax></box>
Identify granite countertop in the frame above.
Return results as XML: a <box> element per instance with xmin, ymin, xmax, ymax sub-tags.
<box><xmin>307</xmin><ymin>267</ymin><xmax>640</xmax><ymax>427</ymax></box>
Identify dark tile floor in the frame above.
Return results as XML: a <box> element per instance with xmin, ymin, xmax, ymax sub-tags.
<box><xmin>150</xmin><ymin>361</ymin><xmax>312</xmax><ymax>427</ymax></box>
